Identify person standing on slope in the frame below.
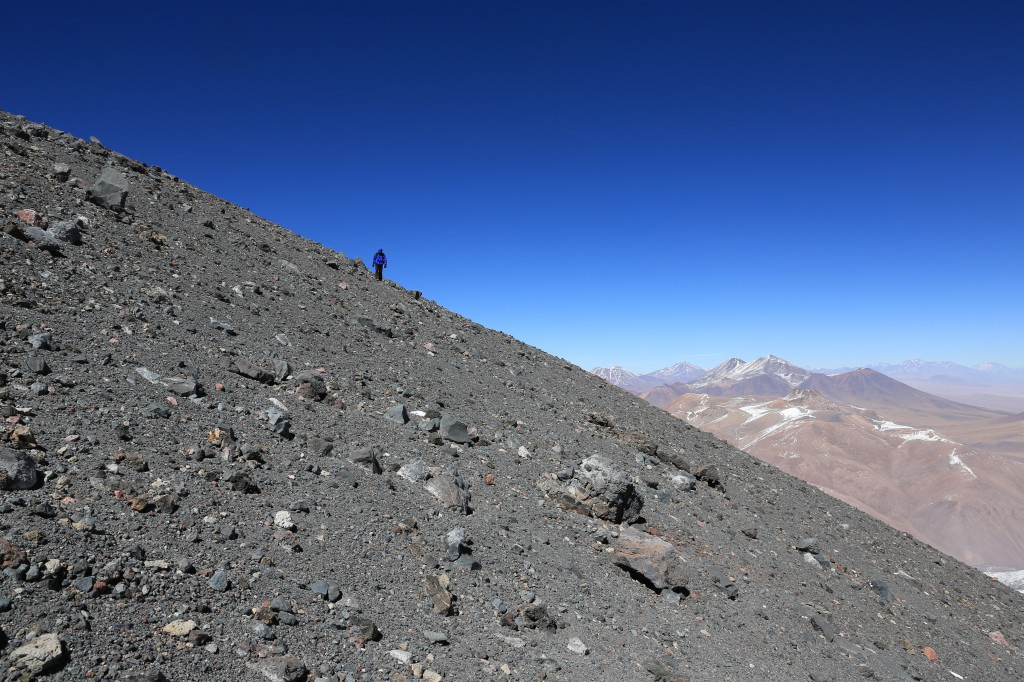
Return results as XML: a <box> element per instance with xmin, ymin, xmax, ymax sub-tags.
<box><xmin>372</xmin><ymin>249</ymin><xmax>387</xmax><ymax>281</ymax></box>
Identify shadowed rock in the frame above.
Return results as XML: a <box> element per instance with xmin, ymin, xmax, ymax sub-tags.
<box><xmin>609</xmin><ymin>526</ymin><xmax>688</xmax><ymax>594</ymax></box>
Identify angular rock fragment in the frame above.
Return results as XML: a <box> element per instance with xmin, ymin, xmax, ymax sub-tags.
<box><xmin>266</xmin><ymin>408</ymin><xmax>293</xmax><ymax>439</ymax></box>
<box><xmin>246</xmin><ymin>656</ymin><xmax>308</xmax><ymax>682</ymax></box>
<box><xmin>166</xmin><ymin>376</ymin><xmax>201</xmax><ymax>396</ymax></box>
<box><xmin>439</xmin><ymin>415</ymin><xmax>471</xmax><ymax>443</ymax></box>
<box><xmin>0</xmin><ymin>538</ymin><xmax>27</xmax><ymax>569</ymax></box>
<box><xmin>293</xmin><ymin>371</ymin><xmax>326</xmax><ymax>400</ymax></box>
<box><xmin>272</xmin><ymin>358</ymin><xmax>291</xmax><ymax>381</ymax></box>
<box><xmin>670</xmin><ymin>471</ymin><xmax>697</xmax><ymax>491</ymax></box>
<box><xmin>210</xmin><ymin>318</ymin><xmax>237</xmax><ymax>335</ymax></box>
<box><xmin>424</xmin><ymin>574</ymin><xmax>456</xmax><ymax>615</ymax></box>
<box><xmin>162</xmin><ymin>619</ymin><xmax>197</xmax><ymax>637</ymax></box>
<box><xmin>226</xmin><ymin>471</ymin><xmax>260</xmax><ymax>493</ymax></box>
<box><xmin>694</xmin><ymin>464</ymin><xmax>725</xmax><ymax>491</ymax></box>
<box><xmin>274</xmin><ymin>510</ymin><xmax>296</xmax><ymax>530</ymax></box>
<box><xmin>425</xmin><ymin>469</ymin><xmax>471</xmax><ymax>513</ymax></box>
<box><xmin>86</xmin><ymin>167</ymin><xmax>128</xmax><ymax>210</ymax></box>
<box><xmin>22</xmin><ymin>225</ymin><xmax>63</xmax><ymax>253</ymax></box>
<box><xmin>350</xmin><ymin>445</ymin><xmax>383</xmax><ymax>474</ymax></box>
<box><xmin>28</xmin><ymin>332</ymin><xmax>57</xmax><ymax>350</ymax></box>
<box><xmin>811</xmin><ymin>614</ymin><xmax>836</xmax><ymax>643</ymax></box>
<box><xmin>229</xmin><ymin>357</ymin><xmax>274</xmax><ymax>383</ymax></box>
<box><xmin>643</xmin><ymin>657</ymin><xmax>684</xmax><ymax>682</ymax></box>
<box><xmin>48</xmin><ymin>219</ymin><xmax>82</xmax><ymax>245</ymax></box>
<box><xmin>567</xmin><ymin>636</ymin><xmax>589</xmax><ymax>655</ymax></box>
<box><xmin>8</xmin><ymin>633</ymin><xmax>67</xmax><ymax>676</ymax></box>
<box><xmin>142</xmin><ymin>402</ymin><xmax>171</xmax><ymax>419</ymax></box>
<box><xmin>0</xmin><ymin>447</ymin><xmax>38</xmax><ymax>490</ymax></box>
<box><xmin>308</xmin><ymin>580</ymin><xmax>342</xmax><ymax>603</ymax></box>
<box><xmin>385</xmin><ymin>403</ymin><xmax>409</xmax><ymax>424</ymax></box>
<box><xmin>609</xmin><ymin>527</ymin><xmax>688</xmax><ymax>594</ymax></box>
<box><xmin>446</xmin><ymin>526</ymin><xmax>470</xmax><ymax>561</ymax></box>
<box><xmin>25</xmin><ymin>355</ymin><xmax>50</xmax><ymax>375</ymax></box>
<box><xmin>349</xmin><ymin>616</ymin><xmax>383</xmax><ymax>642</ymax></box>
<box><xmin>538</xmin><ymin>455</ymin><xmax>644</xmax><ymax>524</ymax></box>
<box><xmin>398</xmin><ymin>458</ymin><xmax>431</xmax><ymax>483</ymax></box>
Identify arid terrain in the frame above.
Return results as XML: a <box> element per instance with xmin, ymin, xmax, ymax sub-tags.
<box><xmin>2</xmin><ymin>108</ymin><xmax>1023</xmax><ymax>681</ymax></box>
<box><xmin>595</xmin><ymin>357</ymin><xmax>1024</xmax><ymax>575</ymax></box>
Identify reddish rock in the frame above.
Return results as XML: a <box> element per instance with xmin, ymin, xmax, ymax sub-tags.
<box><xmin>609</xmin><ymin>526</ymin><xmax>688</xmax><ymax>593</ymax></box>
<box><xmin>989</xmin><ymin>631</ymin><xmax>1009</xmax><ymax>648</ymax></box>
<box><xmin>0</xmin><ymin>538</ymin><xmax>27</xmax><ymax>569</ymax></box>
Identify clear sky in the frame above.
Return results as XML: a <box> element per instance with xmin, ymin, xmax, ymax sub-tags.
<box><xmin>5</xmin><ymin>1</ymin><xmax>1022</xmax><ymax>374</ymax></box>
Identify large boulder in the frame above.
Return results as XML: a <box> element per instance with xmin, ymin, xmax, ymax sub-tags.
<box><xmin>538</xmin><ymin>455</ymin><xmax>644</xmax><ymax>524</ymax></box>
<box><xmin>609</xmin><ymin>527</ymin><xmax>688</xmax><ymax>594</ymax></box>
<box><xmin>86</xmin><ymin>167</ymin><xmax>128</xmax><ymax>209</ymax></box>
<box><xmin>8</xmin><ymin>633</ymin><xmax>67</xmax><ymax>676</ymax></box>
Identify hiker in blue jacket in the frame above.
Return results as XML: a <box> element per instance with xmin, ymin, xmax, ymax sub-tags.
<box><xmin>372</xmin><ymin>249</ymin><xmax>387</xmax><ymax>281</ymax></box>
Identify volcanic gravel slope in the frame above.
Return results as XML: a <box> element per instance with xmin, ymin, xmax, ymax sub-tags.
<box><xmin>0</xmin><ymin>108</ymin><xmax>1021</xmax><ymax>682</ymax></box>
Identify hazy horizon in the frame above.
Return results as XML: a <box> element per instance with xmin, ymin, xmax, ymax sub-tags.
<box><xmin>597</xmin><ymin>356</ymin><xmax>1024</xmax><ymax>377</ymax></box>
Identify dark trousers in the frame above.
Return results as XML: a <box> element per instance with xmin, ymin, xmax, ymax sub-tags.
<box><xmin>374</xmin><ymin>264</ymin><xmax>383</xmax><ymax>281</ymax></box>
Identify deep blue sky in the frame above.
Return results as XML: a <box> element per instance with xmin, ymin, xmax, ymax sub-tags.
<box><xmin>5</xmin><ymin>1</ymin><xmax>1022</xmax><ymax>373</ymax></box>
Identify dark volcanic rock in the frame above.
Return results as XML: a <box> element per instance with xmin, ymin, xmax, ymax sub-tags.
<box><xmin>0</xmin><ymin>108</ymin><xmax>1020</xmax><ymax>682</ymax></box>
<box><xmin>86</xmin><ymin>166</ymin><xmax>128</xmax><ymax>209</ymax></box>
<box><xmin>0</xmin><ymin>447</ymin><xmax>38</xmax><ymax>490</ymax></box>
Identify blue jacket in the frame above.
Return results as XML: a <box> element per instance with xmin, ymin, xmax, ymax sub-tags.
<box><xmin>373</xmin><ymin>251</ymin><xmax>387</xmax><ymax>267</ymax></box>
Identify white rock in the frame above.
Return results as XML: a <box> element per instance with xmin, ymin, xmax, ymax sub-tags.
<box><xmin>274</xmin><ymin>510</ymin><xmax>296</xmax><ymax>530</ymax></box>
<box><xmin>567</xmin><ymin>636</ymin><xmax>589</xmax><ymax>655</ymax></box>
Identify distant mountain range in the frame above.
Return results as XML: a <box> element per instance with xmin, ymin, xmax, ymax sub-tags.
<box><xmin>590</xmin><ymin>361</ymin><xmax>704</xmax><ymax>395</ymax></box>
<box><xmin>592</xmin><ymin>355</ymin><xmax>1024</xmax><ymax>575</ymax></box>
<box><xmin>594</xmin><ymin>357</ymin><xmax>1024</xmax><ymax>412</ymax></box>
<box><xmin>821</xmin><ymin>359</ymin><xmax>1024</xmax><ymax>384</ymax></box>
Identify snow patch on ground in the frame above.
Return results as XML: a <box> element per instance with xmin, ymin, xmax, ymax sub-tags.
<box><xmin>740</xmin><ymin>403</ymin><xmax>774</xmax><ymax>424</ymax></box>
<box><xmin>780</xmin><ymin>407</ymin><xmax>808</xmax><ymax>420</ymax></box>
<box><xmin>948</xmin><ymin>449</ymin><xmax>976</xmax><ymax>478</ymax></box>
<box><xmin>900</xmin><ymin>429</ymin><xmax>944</xmax><ymax>442</ymax></box>
<box><xmin>872</xmin><ymin>419</ymin><xmax>951</xmax><ymax>444</ymax></box>
<box><xmin>745</xmin><ymin>406</ymin><xmax>814</xmax><ymax>447</ymax></box>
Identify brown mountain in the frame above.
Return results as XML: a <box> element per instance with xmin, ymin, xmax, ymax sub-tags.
<box><xmin>667</xmin><ymin>386</ymin><xmax>1024</xmax><ymax>569</ymax></box>
<box><xmin>803</xmin><ymin>368</ymin><xmax>1005</xmax><ymax>425</ymax></box>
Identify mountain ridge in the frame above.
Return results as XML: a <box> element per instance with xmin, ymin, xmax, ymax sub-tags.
<box><xmin>2</xmin><ymin>108</ymin><xmax>1022</xmax><ymax>681</ymax></box>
